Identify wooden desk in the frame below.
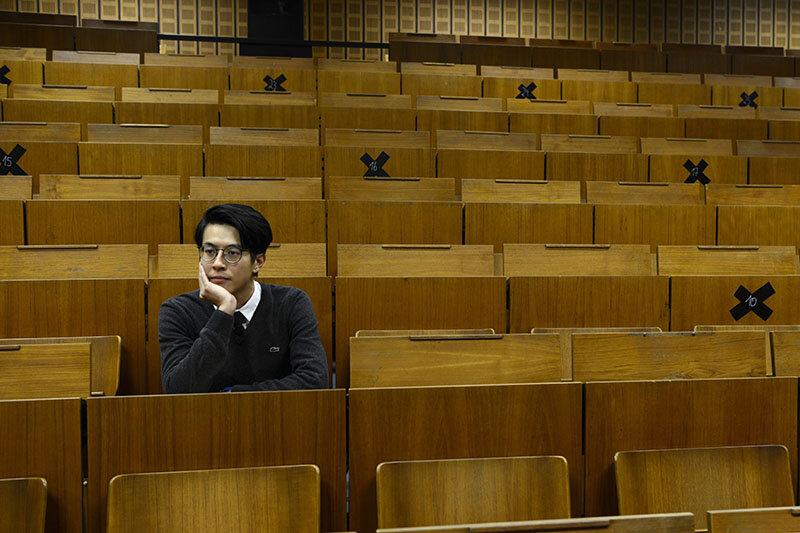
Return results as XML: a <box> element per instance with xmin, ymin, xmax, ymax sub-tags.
<box><xmin>44</xmin><ymin>61</ymin><xmax>137</xmax><ymax>99</ymax></box>
<box><xmin>139</xmin><ymin>65</ymin><xmax>229</xmax><ymax>93</ymax></box>
<box><xmin>3</xmin><ymin>99</ymin><xmax>113</xmax><ymax>141</ymax></box>
<box><xmin>707</xmin><ymin>184</ymin><xmax>800</xmax><ymax>206</ymax></box>
<box><xmin>586</xmin><ymin>182</ymin><xmax>704</xmax><ymax>205</ymax></box>
<box><xmin>0</xmin><ymin>398</ymin><xmax>82</xmax><ymax>533</ymax></box>
<box><xmin>657</xmin><ymin>245</ymin><xmax>800</xmax><ymax>276</ymax></box>
<box><xmin>326</xmin><ymin>177</ymin><xmax>456</xmax><ymax>202</ymax></box>
<box><xmin>503</xmin><ymin>244</ymin><xmax>654</xmax><ymax>276</ymax></box>
<box><xmin>509</xmin><ymin>276</ymin><xmax>670</xmax><ymax>331</ymax></box>
<box><xmin>0</xmin><ymin>279</ymin><xmax>146</xmax><ymax>394</ymax></box>
<box><xmin>594</xmin><ymin>205</ymin><xmax>716</xmax><ymax>251</ymax></box>
<box><xmin>671</xmin><ymin>276</ymin><xmax>800</xmax><ymax>330</ymax></box>
<box><xmin>461</xmin><ymin>179</ymin><xmax>581</xmax><ymax>203</ymax></box>
<box><xmin>573</xmin><ymin>330</ymin><xmax>769</xmax><ymax>381</ymax></box>
<box><xmin>585</xmin><ymin>377</ymin><xmax>797</xmax><ymax>516</ymax></box>
<box><xmin>350</xmin><ymin>382</ymin><xmax>583</xmax><ymax>533</ymax></box>
<box><xmin>86</xmin><ymin>390</ymin><xmax>347</xmax><ymax>532</ymax></box>
<box><xmin>351</xmin><ymin>333</ymin><xmax>564</xmax><ymax>388</ymax></box>
<box><xmin>0</xmin><ymin>244</ymin><xmax>148</xmax><ymax>279</ymax></box>
<box><xmin>188</xmin><ymin>176</ymin><xmax>322</xmax><ymax>200</ymax></box>
<box><xmin>464</xmin><ymin>203</ymin><xmax>593</xmax><ymax>252</ymax></box>
<box><xmin>338</xmin><ymin>244</ymin><xmax>494</xmax><ymax>277</ymax></box>
<box><xmin>229</xmin><ymin>66</ymin><xmax>316</xmax><ymax>92</ymax></box>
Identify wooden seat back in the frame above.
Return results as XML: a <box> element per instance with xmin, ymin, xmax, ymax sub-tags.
<box><xmin>615</xmin><ymin>445</ymin><xmax>794</xmax><ymax>530</ymax></box>
<box><xmin>376</xmin><ymin>456</ymin><xmax>570</xmax><ymax>529</ymax></box>
<box><xmin>106</xmin><ymin>465</ymin><xmax>320</xmax><ymax>533</ymax></box>
<box><xmin>0</xmin><ymin>343</ymin><xmax>91</xmax><ymax>400</ymax></box>
<box><xmin>657</xmin><ymin>245</ymin><xmax>800</xmax><ymax>276</ymax></box>
<box><xmin>0</xmin><ymin>477</ymin><xmax>47</xmax><ymax>533</ymax></box>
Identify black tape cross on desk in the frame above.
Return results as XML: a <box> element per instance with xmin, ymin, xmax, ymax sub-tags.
<box><xmin>730</xmin><ymin>282</ymin><xmax>775</xmax><ymax>321</ymax></box>
<box><xmin>263</xmin><ymin>74</ymin><xmax>287</xmax><ymax>92</ymax></box>
<box><xmin>0</xmin><ymin>144</ymin><xmax>27</xmax><ymax>176</ymax></box>
<box><xmin>683</xmin><ymin>158</ymin><xmax>710</xmax><ymax>184</ymax></box>
<box><xmin>516</xmin><ymin>82</ymin><xmax>537</xmax><ymax>100</ymax></box>
<box><xmin>739</xmin><ymin>91</ymin><xmax>758</xmax><ymax>108</ymax></box>
<box><xmin>0</xmin><ymin>65</ymin><xmax>10</xmax><ymax>85</ymax></box>
<box><xmin>361</xmin><ymin>151</ymin><xmax>390</xmax><ymax>177</ymax></box>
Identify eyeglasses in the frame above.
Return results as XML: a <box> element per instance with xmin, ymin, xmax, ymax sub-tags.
<box><xmin>199</xmin><ymin>244</ymin><xmax>246</xmax><ymax>265</ymax></box>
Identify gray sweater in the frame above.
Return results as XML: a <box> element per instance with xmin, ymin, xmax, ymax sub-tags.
<box><xmin>159</xmin><ymin>282</ymin><xmax>329</xmax><ymax>393</ymax></box>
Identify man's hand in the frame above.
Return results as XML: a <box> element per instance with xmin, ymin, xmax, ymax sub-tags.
<box><xmin>198</xmin><ymin>263</ymin><xmax>237</xmax><ymax>315</ymax></box>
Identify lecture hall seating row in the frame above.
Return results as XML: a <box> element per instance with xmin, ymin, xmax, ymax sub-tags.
<box><xmin>0</xmin><ymin>377</ymin><xmax>796</xmax><ymax>532</ymax></box>
<box><xmin>7</xmin><ymin>242</ymin><xmax>800</xmax><ymax>391</ymax></box>
<box><xmin>388</xmin><ymin>32</ymin><xmax>800</xmax><ymax>76</ymax></box>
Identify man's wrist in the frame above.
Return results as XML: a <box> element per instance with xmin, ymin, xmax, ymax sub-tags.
<box><xmin>217</xmin><ymin>298</ymin><xmax>236</xmax><ymax>315</ymax></box>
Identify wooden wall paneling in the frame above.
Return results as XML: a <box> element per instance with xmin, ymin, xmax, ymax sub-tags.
<box><xmin>349</xmin><ymin>383</ymin><xmax>583</xmax><ymax>533</ymax></box>
<box><xmin>236</xmin><ymin>0</ymin><xmax>248</xmax><ymax>55</ymax></box>
<box><xmin>509</xmin><ymin>276</ymin><xmax>671</xmax><ymax>331</ymax></box>
<box><xmin>0</xmin><ymin>200</ymin><xmax>25</xmax><ymax>245</ymax></box>
<box><xmin>177</xmin><ymin>0</ymin><xmax>198</xmax><ymax>54</ymax></box>
<box><xmin>364</xmin><ymin>0</ymin><xmax>382</xmax><ymax>60</ymax></box>
<box><xmin>536</xmin><ymin>0</ymin><xmax>552</xmax><ymax>39</ymax></box>
<box><xmin>86</xmin><ymin>390</ymin><xmax>347</xmax><ymax>533</ymax></box>
<box><xmin>345</xmin><ymin>0</ymin><xmax>363</xmax><ymax>60</ymax></box>
<box><xmin>484</xmin><ymin>0</ymin><xmax>502</xmax><ymax>36</ymax></box>
<box><xmin>399</xmin><ymin>0</ymin><xmax>416</xmax><ymax>33</ymax></box>
<box><xmin>140</xmin><ymin>0</ymin><xmax>159</xmax><ymax>22</ymax></box>
<box><xmin>146</xmin><ymin>277</ymin><xmax>333</xmax><ymax>395</ymax></box>
<box><xmin>0</xmin><ymin>279</ymin><xmax>146</xmax><ymax>395</ymax></box>
<box><xmin>730</xmin><ymin>0</ymin><xmax>744</xmax><ymax>45</ymax></box>
<box><xmin>713</xmin><ymin>0</ymin><xmax>727</xmax><ymax>45</ymax></box>
<box><xmin>438</xmin><ymin>0</ymin><xmax>453</xmax><ymax>34</ymax></box>
<box><xmin>0</xmin><ymin>398</ymin><xmax>82</xmax><ymax>533</ymax></box>
<box><xmin>418</xmin><ymin>0</ymin><xmax>435</xmax><ymax>33</ymax></box>
<box><xmin>682</xmin><ymin>0</ymin><xmax>697</xmax><ymax>44</ymax></box>
<box><xmin>160</xmin><ymin>0</ymin><xmax>179</xmax><ymax>54</ymax></box>
<box><xmin>464</xmin><ymin>203</ymin><xmax>594</xmax><ymax>252</ymax></box>
<box><xmin>651</xmin><ymin>0</ymin><xmax>666</xmax><ymax>43</ymax></box>
<box><xmin>119</xmin><ymin>0</ymin><xmax>137</xmax><ymax>20</ymax></box>
<box><xmin>744</xmin><ymin>0</ymin><xmax>759</xmax><ymax>45</ymax></box>
<box><xmin>215</xmin><ymin>0</ymin><xmax>235</xmax><ymax>57</ymax></box>
<box><xmin>521</xmin><ymin>0</ymin><xmax>535</xmax><ymax>38</ymax></box>
<box><xmin>336</xmin><ymin>277</ymin><xmax>507</xmax><ymax>389</ymax></box>
<box><xmin>618</xmin><ymin>0</ymin><xmax>634</xmax><ymax>42</ymax></box>
<box><xmin>792</xmin><ymin>0</ymin><xmax>800</xmax><ymax>50</ymax></box>
<box><xmin>310</xmin><ymin>0</ymin><xmax>328</xmax><ymax>58</ymax></box>
<box><xmin>584</xmin><ymin>378</ymin><xmax>797</xmax><ymax>516</ymax></box>
<box><xmin>197</xmin><ymin>0</ymin><xmax>217</xmax><ymax>55</ymax></box>
<box><xmin>328</xmin><ymin>0</ymin><xmax>346</xmax><ymax>59</ymax></box>
<box><xmin>698</xmin><ymin>0</ymin><xmax>713</xmax><ymax>44</ymax></box>
<box><xmin>634</xmin><ymin>0</ymin><xmax>648</xmax><ymax>42</ymax></box>
<box><xmin>759</xmin><ymin>0</ymin><xmax>774</xmax><ymax>46</ymax></box>
<box><xmin>101</xmin><ymin>0</ymin><xmax>119</xmax><ymax>20</ymax></box>
<box><xmin>504</xmin><ymin>0</ymin><xmax>520</xmax><ymax>37</ymax></box>
<box><xmin>571</xmin><ymin>0</ymin><xmax>586</xmax><ymax>39</ymax></box>
<box><xmin>665</xmin><ymin>0</ymin><xmax>681</xmax><ymax>42</ymax></box>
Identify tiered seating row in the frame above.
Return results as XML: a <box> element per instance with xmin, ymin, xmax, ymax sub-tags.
<box><xmin>389</xmin><ymin>33</ymin><xmax>800</xmax><ymax>77</ymax></box>
<box><xmin>1</xmin><ymin>377</ymin><xmax>795</xmax><ymax>532</ymax></box>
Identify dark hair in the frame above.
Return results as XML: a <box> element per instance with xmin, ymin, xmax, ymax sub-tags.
<box><xmin>194</xmin><ymin>203</ymin><xmax>273</xmax><ymax>260</ymax></box>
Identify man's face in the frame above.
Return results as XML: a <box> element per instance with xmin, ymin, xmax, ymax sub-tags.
<box><xmin>200</xmin><ymin>223</ymin><xmax>263</xmax><ymax>301</ymax></box>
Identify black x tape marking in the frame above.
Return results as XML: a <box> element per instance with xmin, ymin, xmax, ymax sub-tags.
<box><xmin>0</xmin><ymin>144</ymin><xmax>27</xmax><ymax>176</ymax></box>
<box><xmin>0</xmin><ymin>65</ymin><xmax>10</xmax><ymax>86</ymax></box>
<box><xmin>263</xmin><ymin>74</ymin><xmax>287</xmax><ymax>92</ymax></box>
<box><xmin>730</xmin><ymin>282</ymin><xmax>775</xmax><ymax>321</ymax></box>
<box><xmin>683</xmin><ymin>158</ymin><xmax>710</xmax><ymax>185</ymax></box>
<box><xmin>361</xmin><ymin>151</ymin><xmax>390</xmax><ymax>177</ymax></box>
<box><xmin>739</xmin><ymin>91</ymin><xmax>758</xmax><ymax>108</ymax></box>
<box><xmin>516</xmin><ymin>82</ymin><xmax>537</xmax><ymax>100</ymax></box>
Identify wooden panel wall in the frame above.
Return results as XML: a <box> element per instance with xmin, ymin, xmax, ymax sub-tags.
<box><xmin>5</xmin><ymin>1</ymin><xmax>799</xmax><ymax>58</ymax></box>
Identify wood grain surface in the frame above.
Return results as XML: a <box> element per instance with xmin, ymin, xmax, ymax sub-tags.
<box><xmin>350</xmin><ymin>383</ymin><xmax>583</xmax><ymax>533</ymax></box>
<box><xmin>585</xmin><ymin>377</ymin><xmax>797</xmax><ymax>517</ymax></box>
<box><xmin>86</xmin><ymin>390</ymin><xmax>346</xmax><ymax>532</ymax></box>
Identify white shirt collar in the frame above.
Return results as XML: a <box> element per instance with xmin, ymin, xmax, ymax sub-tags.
<box><xmin>213</xmin><ymin>280</ymin><xmax>261</xmax><ymax>324</ymax></box>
